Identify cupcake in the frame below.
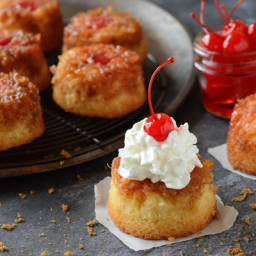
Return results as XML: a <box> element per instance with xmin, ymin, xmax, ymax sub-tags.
<box><xmin>0</xmin><ymin>72</ymin><xmax>45</xmax><ymax>151</ymax></box>
<box><xmin>108</xmin><ymin>58</ymin><xmax>216</xmax><ymax>239</ymax></box>
<box><xmin>51</xmin><ymin>44</ymin><xmax>146</xmax><ymax>118</ymax></box>
<box><xmin>0</xmin><ymin>0</ymin><xmax>63</xmax><ymax>52</ymax></box>
<box><xmin>63</xmin><ymin>7</ymin><xmax>147</xmax><ymax>62</ymax></box>
<box><xmin>0</xmin><ymin>30</ymin><xmax>50</xmax><ymax>91</ymax></box>
<box><xmin>227</xmin><ymin>93</ymin><xmax>256</xmax><ymax>175</ymax></box>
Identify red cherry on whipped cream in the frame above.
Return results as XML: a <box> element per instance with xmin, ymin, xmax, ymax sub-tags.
<box><xmin>143</xmin><ymin>57</ymin><xmax>175</xmax><ymax>142</ymax></box>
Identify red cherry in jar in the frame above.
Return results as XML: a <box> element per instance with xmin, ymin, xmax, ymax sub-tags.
<box><xmin>223</xmin><ymin>31</ymin><xmax>250</xmax><ymax>53</ymax></box>
<box><xmin>201</xmin><ymin>33</ymin><xmax>224</xmax><ymax>52</ymax></box>
<box><xmin>143</xmin><ymin>57</ymin><xmax>175</xmax><ymax>142</ymax></box>
<box><xmin>222</xmin><ymin>20</ymin><xmax>248</xmax><ymax>37</ymax></box>
<box><xmin>248</xmin><ymin>22</ymin><xmax>256</xmax><ymax>48</ymax></box>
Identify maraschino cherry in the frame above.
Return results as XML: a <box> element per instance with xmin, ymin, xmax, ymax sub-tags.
<box><xmin>223</xmin><ymin>31</ymin><xmax>250</xmax><ymax>53</ymax></box>
<box><xmin>144</xmin><ymin>57</ymin><xmax>175</xmax><ymax>142</ymax></box>
<box><xmin>191</xmin><ymin>0</ymin><xmax>253</xmax><ymax>54</ymax></box>
<box><xmin>248</xmin><ymin>22</ymin><xmax>256</xmax><ymax>46</ymax></box>
<box><xmin>17</xmin><ymin>0</ymin><xmax>36</xmax><ymax>11</ymax></box>
<box><xmin>190</xmin><ymin>0</ymin><xmax>224</xmax><ymax>52</ymax></box>
<box><xmin>0</xmin><ymin>37</ymin><xmax>11</xmax><ymax>46</ymax></box>
<box><xmin>86</xmin><ymin>16</ymin><xmax>112</xmax><ymax>29</ymax></box>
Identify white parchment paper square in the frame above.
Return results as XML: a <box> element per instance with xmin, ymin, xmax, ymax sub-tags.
<box><xmin>208</xmin><ymin>144</ymin><xmax>256</xmax><ymax>180</ymax></box>
<box><xmin>95</xmin><ymin>177</ymin><xmax>238</xmax><ymax>251</ymax></box>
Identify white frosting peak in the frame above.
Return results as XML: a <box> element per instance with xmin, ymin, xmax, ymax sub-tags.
<box><xmin>118</xmin><ymin>118</ymin><xmax>202</xmax><ymax>189</ymax></box>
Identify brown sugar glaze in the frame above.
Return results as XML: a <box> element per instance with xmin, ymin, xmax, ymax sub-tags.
<box><xmin>111</xmin><ymin>156</ymin><xmax>214</xmax><ymax>200</ymax></box>
<box><xmin>64</xmin><ymin>7</ymin><xmax>142</xmax><ymax>49</ymax></box>
<box><xmin>53</xmin><ymin>44</ymin><xmax>142</xmax><ymax>100</ymax></box>
<box><xmin>0</xmin><ymin>72</ymin><xmax>41</xmax><ymax>125</ymax></box>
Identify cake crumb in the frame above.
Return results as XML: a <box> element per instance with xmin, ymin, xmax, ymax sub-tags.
<box><xmin>234</xmin><ymin>238</ymin><xmax>241</xmax><ymax>242</ymax></box>
<box><xmin>60</xmin><ymin>160</ymin><xmax>65</xmax><ymax>166</ymax></box>
<box><xmin>0</xmin><ymin>242</ymin><xmax>8</xmax><ymax>252</ymax></box>
<box><xmin>167</xmin><ymin>237</ymin><xmax>175</xmax><ymax>242</ymax></box>
<box><xmin>66</xmin><ymin>216</ymin><xmax>71</xmax><ymax>223</ymax></box>
<box><xmin>29</xmin><ymin>190</ymin><xmax>35</xmax><ymax>195</ymax></box>
<box><xmin>100</xmin><ymin>228</ymin><xmax>105</xmax><ymax>233</ymax></box>
<box><xmin>244</xmin><ymin>217</ymin><xmax>251</xmax><ymax>227</ymax></box>
<box><xmin>87</xmin><ymin>227</ymin><xmax>96</xmax><ymax>236</ymax></box>
<box><xmin>1</xmin><ymin>224</ymin><xmax>16</xmax><ymax>231</ymax></box>
<box><xmin>39</xmin><ymin>233</ymin><xmax>46</xmax><ymax>237</ymax></box>
<box><xmin>60</xmin><ymin>149</ymin><xmax>72</xmax><ymax>159</ymax></box>
<box><xmin>219</xmin><ymin>242</ymin><xmax>224</xmax><ymax>246</ymax></box>
<box><xmin>203</xmin><ymin>248</ymin><xmax>208</xmax><ymax>254</ymax></box>
<box><xmin>165</xmin><ymin>244</ymin><xmax>172</xmax><ymax>247</ymax></box>
<box><xmin>232</xmin><ymin>188</ymin><xmax>253</xmax><ymax>202</ymax></box>
<box><xmin>80</xmin><ymin>237</ymin><xmax>84</xmax><ymax>241</ymax></box>
<box><xmin>48</xmin><ymin>242</ymin><xmax>53</xmax><ymax>246</ymax></box>
<box><xmin>61</xmin><ymin>204</ymin><xmax>69</xmax><ymax>212</ymax></box>
<box><xmin>40</xmin><ymin>252</ymin><xmax>48</xmax><ymax>256</ymax></box>
<box><xmin>48</xmin><ymin>187</ymin><xmax>55</xmax><ymax>194</ymax></box>
<box><xmin>50</xmin><ymin>219</ymin><xmax>56</xmax><ymax>223</ymax></box>
<box><xmin>64</xmin><ymin>251</ymin><xmax>73</xmax><ymax>256</ymax></box>
<box><xmin>87</xmin><ymin>219</ymin><xmax>97</xmax><ymax>227</ymax></box>
<box><xmin>179</xmin><ymin>251</ymin><xmax>184</xmax><ymax>256</ymax></box>
<box><xmin>18</xmin><ymin>193</ymin><xmax>27</xmax><ymax>199</ymax></box>
<box><xmin>249</xmin><ymin>203</ymin><xmax>256</xmax><ymax>210</ymax></box>
<box><xmin>192</xmin><ymin>244</ymin><xmax>200</xmax><ymax>248</ymax></box>
<box><xmin>227</xmin><ymin>243</ymin><xmax>245</xmax><ymax>255</ymax></box>
<box><xmin>15</xmin><ymin>212</ymin><xmax>24</xmax><ymax>223</ymax></box>
<box><xmin>79</xmin><ymin>244</ymin><xmax>84</xmax><ymax>249</ymax></box>
<box><xmin>243</xmin><ymin>237</ymin><xmax>249</xmax><ymax>243</ymax></box>
<box><xmin>76</xmin><ymin>174</ymin><xmax>83</xmax><ymax>182</ymax></box>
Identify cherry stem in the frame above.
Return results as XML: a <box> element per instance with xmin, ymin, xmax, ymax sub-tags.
<box><xmin>220</xmin><ymin>5</ymin><xmax>230</xmax><ymax>25</ymax></box>
<box><xmin>229</xmin><ymin>0</ymin><xmax>244</xmax><ymax>21</ymax></box>
<box><xmin>190</xmin><ymin>12</ymin><xmax>224</xmax><ymax>39</ymax></box>
<box><xmin>148</xmin><ymin>57</ymin><xmax>174</xmax><ymax>118</ymax></box>
<box><xmin>214</xmin><ymin>0</ymin><xmax>228</xmax><ymax>25</ymax></box>
<box><xmin>200</xmin><ymin>0</ymin><xmax>206</xmax><ymax>30</ymax></box>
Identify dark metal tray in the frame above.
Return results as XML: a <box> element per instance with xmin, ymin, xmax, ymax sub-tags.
<box><xmin>0</xmin><ymin>0</ymin><xmax>195</xmax><ymax>177</ymax></box>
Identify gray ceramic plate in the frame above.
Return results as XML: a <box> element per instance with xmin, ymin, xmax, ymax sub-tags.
<box><xmin>0</xmin><ymin>0</ymin><xmax>195</xmax><ymax>177</ymax></box>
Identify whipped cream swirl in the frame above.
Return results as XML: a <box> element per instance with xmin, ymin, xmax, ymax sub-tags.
<box><xmin>118</xmin><ymin>118</ymin><xmax>202</xmax><ymax>189</ymax></box>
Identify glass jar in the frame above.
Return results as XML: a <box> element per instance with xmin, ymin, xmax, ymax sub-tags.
<box><xmin>193</xmin><ymin>31</ymin><xmax>256</xmax><ymax>118</ymax></box>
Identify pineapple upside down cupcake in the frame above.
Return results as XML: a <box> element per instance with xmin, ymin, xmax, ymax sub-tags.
<box><xmin>0</xmin><ymin>72</ymin><xmax>45</xmax><ymax>151</ymax></box>
<box><xmin>108</xmin><ymin>58</ymin><xmax>217</xmax><ymax>240</ymax></box>
<box><xmin>0</xmin><ymin>0</ymin><xmax>63</xmax><ymax>52</ymax></box>
<box><xmin>0</xmin><ymin>30</ymin><xmax>50</xmax><ymax>91</ymax></box>
<box><xmin>227</xmin><ymin>93</ymin><xmax>256</xmax><ymax>175</ymax></box>
<box><xmin>63</xmin><ymin>7</ymin><xmax>147</xmax><ymax>62</ymax></box>
<box><xmin>51</xmin><ymin>44</ymin><xmax>146</xmax><ymax>118</ymax></box>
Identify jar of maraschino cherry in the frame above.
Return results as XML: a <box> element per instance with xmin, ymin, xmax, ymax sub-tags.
<box><xmin>192</xmin><ymin>0</ymin><xmax>256</xmax><ymax>118</ymax></box>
